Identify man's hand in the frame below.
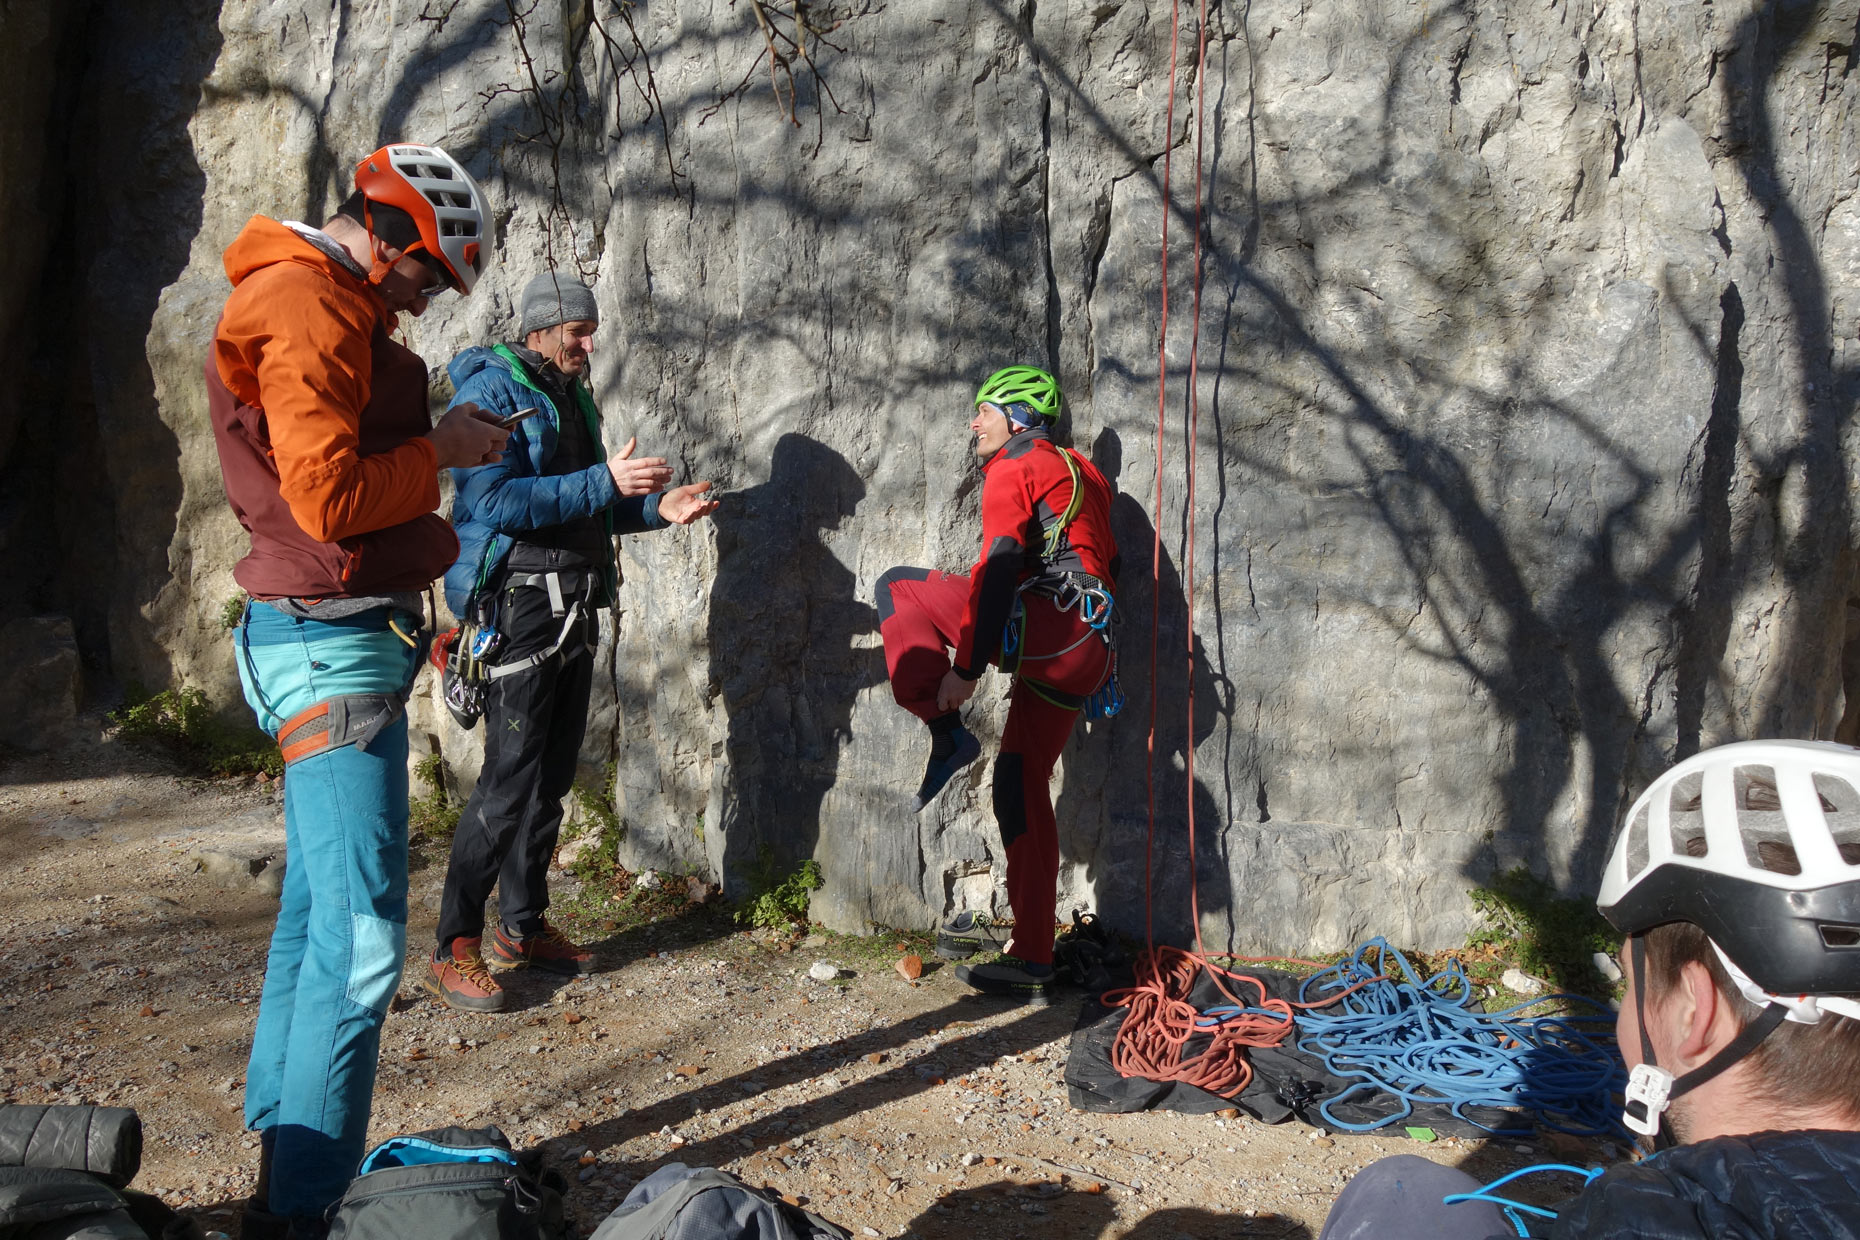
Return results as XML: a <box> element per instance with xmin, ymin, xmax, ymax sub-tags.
<box><xmin>659</xmin><ymin>480</ymin><xmax>720</xmax><ymax>525</ymax></box>
<box><xmin>426</xmin><ymin>402</ymin><xmax>508</xmax><ymax>469</ymax></box>
<box><xmin>937</xmin><ymin>668</ymin><xmax>978</xmax><ymax>713</ymax></box>
<box><xmin>608</xmin><ymin>437</ymin><xmax>672</xmax><ymax>496</ymax></box>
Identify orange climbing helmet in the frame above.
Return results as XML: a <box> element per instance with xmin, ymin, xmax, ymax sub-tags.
<box><xmin>353</xmin><ymin>143</ymin><xmax>489</xmax><ymax>294</ymax></box>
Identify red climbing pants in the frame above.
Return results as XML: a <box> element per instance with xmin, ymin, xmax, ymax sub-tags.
<box><xmin>875</xmin><ymin>567</ymin><xmax>1111</xmax><ymax>965</ymax></box>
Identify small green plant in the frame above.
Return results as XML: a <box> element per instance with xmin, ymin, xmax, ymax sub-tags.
<box><xmin>113</xmin><ymin>686</ymin><xmax>281</xmax><ymax>778</ymax></box>
<box><xmin>736</xmin><ymin>855</ymin><xmax>823</xmax><ymax>930</ymax></box>
<box><xmin>408</xmin><ymin>753</ymin><xmax>462</xmax><ymax>842</ymax></box>
<box><xmin>566</xmin><ymin>763</ymin><xmax>626</xmax><ymax>885</ymax></box>
<box><xmin>219</xmin><ymin>591</ymin><xmax>250</xmax><ymax>632</ymax></box>
<box><xmin>1467</xmin><ymin>866</ymin><xmax>1622</xmax><ymax>998</ymax></box>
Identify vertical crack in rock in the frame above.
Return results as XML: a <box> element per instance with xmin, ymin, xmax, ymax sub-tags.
<box><xmin>1674</xmin><ymin>282</ymin><xmax>1745</xmax><ymax>759</ymax></box>
<box><xmin>1038</xmin><ymin>53</ymin><xmax>1061</xmax><ymax>372</ymax></box>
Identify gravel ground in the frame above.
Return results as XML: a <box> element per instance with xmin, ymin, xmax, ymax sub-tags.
<box><xmin>0</xmin><ymin>727</ymin><xmax>1619</xmax><ymax>1238</ymax></box>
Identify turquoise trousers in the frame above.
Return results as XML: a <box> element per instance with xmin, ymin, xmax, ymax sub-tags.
<box><xmin>234</xmin><ymin>600</ymin><xmax>420</xmax><ymax>1217</ymax></box>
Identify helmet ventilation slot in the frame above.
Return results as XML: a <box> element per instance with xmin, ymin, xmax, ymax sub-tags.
<box><xmin>1820</xmin><ymin>924</ymin><xmax>1860</xmax><ymax>950</ymax></box>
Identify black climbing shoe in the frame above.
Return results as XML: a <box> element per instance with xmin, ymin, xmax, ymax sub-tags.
<box><xmin>936</xmin><ymin>910</ymin><xmax>1015</xmax><ymax>960</ymax></box>
<box><xmin>956</xmin><ymin>953</ymin><xmax>1057</xmax><ymax>1002</ymax></box>
<box><xmin>913</xmin><ymin>725</ymin><xmax>981</xmax><ymax>811</ymax></box>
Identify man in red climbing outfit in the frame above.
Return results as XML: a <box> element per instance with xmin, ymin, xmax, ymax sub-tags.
<box><xmin>875</xmin><ymin>366</ymin><xmax>1119</xmax><ymax>999</ymax></box>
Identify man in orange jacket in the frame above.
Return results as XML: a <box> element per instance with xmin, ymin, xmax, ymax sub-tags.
<box><xmin>875</xmin><ymin>366</ymin><xmax>1120</xmax><ymax>1000</ymax></box>
<box><xmin>207</xmin><ymin>143</ymin><xmax>509</xmax><ymax>1235</ymax></box>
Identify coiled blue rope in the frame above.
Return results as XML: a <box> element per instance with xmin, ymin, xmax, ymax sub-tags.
<box><xmin>1279</xmin><ymin>939</ymin><xmax>1626</xmax><ymax>1136</ymax></box>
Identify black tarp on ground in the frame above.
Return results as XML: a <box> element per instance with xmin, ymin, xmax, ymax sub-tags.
<box><xmin>1062</xmin><ymin>966</ymin><xmax>1537</xmax><ymax>1138</ymax></box>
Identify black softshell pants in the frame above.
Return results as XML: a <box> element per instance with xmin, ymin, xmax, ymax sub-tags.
<box><xmin>435</xmin><ymin>581</ymin><xmax>596</xmax><ymax>952</ymax></box>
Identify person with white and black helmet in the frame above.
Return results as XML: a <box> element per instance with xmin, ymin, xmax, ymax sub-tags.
<box><xmin>207</xmin><ymin>143</ymin><xmax>509</xmax><ymax>1235</ymax></box>
<box><xmin>1317</xmin><ymin>740</ymin><xmax>1860</xmax><ymax>1240</ymax></box>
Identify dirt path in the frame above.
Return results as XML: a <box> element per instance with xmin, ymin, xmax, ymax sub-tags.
<box><xmin>1</xmin><ymin>727</ymin><xmax>1597</xmax><ymax>1238</ymax></box>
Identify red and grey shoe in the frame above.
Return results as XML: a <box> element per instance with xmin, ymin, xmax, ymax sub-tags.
<box><xmin>487</xmin><ymin>920</ymin><xmax>595</xmax><ymax>976</ymax></box>
<box><xmin>424</xmin><ymin>937</ymin><xmax>507</xmax><ymax>1012</ymax></box>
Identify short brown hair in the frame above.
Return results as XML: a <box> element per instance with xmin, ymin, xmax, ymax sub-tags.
<box><xmin>1641</xmin><ymin>920</ymin><xmax>1860</xmax><ymax>1123</ymax></box>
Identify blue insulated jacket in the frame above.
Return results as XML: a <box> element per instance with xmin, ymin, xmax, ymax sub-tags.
<box><xmin>442</xmin><ymin>343</ymin><xmax>663</xmax><ymax>616</ymax></box>
<box><xmin>1539</xmin><ymin>1129</ymin><xmax>1860</xmax><ymax>1240</ymax></box>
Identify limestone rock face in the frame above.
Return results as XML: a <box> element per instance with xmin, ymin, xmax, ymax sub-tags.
<box><xmin>6</xmin><ymin>0</ymin><xmax>1857</xmax><ymax>951</ymax></box>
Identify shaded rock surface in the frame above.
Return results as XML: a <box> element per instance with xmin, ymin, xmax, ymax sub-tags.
<box><xmin>0</xmin><ymin>616</ymin><xmax>83</xmax><ymax>752</ymax></box>
<box><xmin>2</xmin><ymin>0</ymin><xmax>1857</xmax><ymax>950</ymax></box>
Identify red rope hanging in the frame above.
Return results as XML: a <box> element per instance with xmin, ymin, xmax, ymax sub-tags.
<box><xmin>1113</xmin><ymin>0</ymin><xmax>1293</xmax><ymax>1100</ymax></box>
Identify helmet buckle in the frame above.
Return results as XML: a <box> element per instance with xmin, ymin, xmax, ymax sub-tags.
<box><xmin>1622</xmin><ymin>1062</ymin><xmax>1674</xmax><ymax>1136</ymax></box>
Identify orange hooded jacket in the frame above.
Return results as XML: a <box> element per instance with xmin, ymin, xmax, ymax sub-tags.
<box><xmin>207</xmin><ymin>216</ymin><xmax>456</xmax><ymax>598</ymax></box>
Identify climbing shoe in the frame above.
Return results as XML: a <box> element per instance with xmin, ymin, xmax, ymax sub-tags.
<box><xmin>955</xmin><ymin>953</ymin><xmax>1057</xmax><ymax>1002</ymax></box>
<box><xmin>487</xmin><ymin>919</ymin><xmax>595</xmax><ymax>976</ymax></box>
<box><xmin>913</xmin><ymin>724</ymin><xmax>982</xmax><ymax>811</ymax></box>
<box><xmin>936</xmin><ymin>910</ymin><xmax>1015</xmax><ymax>960</ymax></box>
<box><xmin>424</xmin><ymin>936</ymin><xmax>507</xmax><ymax>1012</ymax></box>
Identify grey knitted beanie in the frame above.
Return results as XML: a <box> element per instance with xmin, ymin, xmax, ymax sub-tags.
<box><xmin>517</xmin><ymin>271</ymin><xmax>599</xmax><ymax>337</ymax></box>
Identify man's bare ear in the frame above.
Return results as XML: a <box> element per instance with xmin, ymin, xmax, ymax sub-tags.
<box><xmin>1673</xmin><ymin>958</ymin><xmax>1730</xmax><ymax>1066</ymax></box>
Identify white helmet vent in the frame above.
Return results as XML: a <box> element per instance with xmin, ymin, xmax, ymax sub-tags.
<box><xmin>1625</xmin><ymin>801</ymin><xmax>1651</xmax><ymax>879</ymax></box>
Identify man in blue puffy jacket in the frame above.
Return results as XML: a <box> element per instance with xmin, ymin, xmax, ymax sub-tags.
<box><xmin>427</xmin><ymin>270</ymin><xmax>716</xmax><ymax>1011</ymax></box>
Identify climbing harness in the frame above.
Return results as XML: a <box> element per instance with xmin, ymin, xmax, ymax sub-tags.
<box><xmin>1442</xmin><ymin>1164</ymin><xmax>1604</xmax><ymax>1238</ymax></box>
<box><xmin>1286</xmin><ymin>940</ymin><xmax>1626</xmax><ymax>1136</ymax></box>
<box><xmin>995</xmin><ymin>443</ymin><xmax>1124</xmax><ymax>713</ymax></box>
<box><xmin>441</xmin><ymin>568</ymin><xmax>595</xmax><ymax>728</ymax></box>
<box><xmin>263</xmin><ymin>597</ymin><xmax>432</xmax><ymax>766</ymax></box>
<box><xmin>277</xmin><ymin>694</ymin><xmax>409</xmax><ymax>766</ymax></box>
<box><xmin>484</xmin><ymin>570</ymin><xmax>593</xmax><ymax>680</ymax></box>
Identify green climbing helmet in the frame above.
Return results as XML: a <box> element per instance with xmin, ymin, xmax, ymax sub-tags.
<box><xmin>975</xmin><ymin>365</ymin><xmax>1062</xmax><ymax>425</ymax></box>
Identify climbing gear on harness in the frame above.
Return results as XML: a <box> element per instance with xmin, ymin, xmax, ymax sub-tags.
<box><xmin>277</xmin><ymin>695</ymin><xmax>406</xmax><ymax>766</ymax></box>
<box><xmin>1598</xmin><ymin>740</ymin><xmax>1860</xmax><ymax>1139</ymax></box>
<box><xmin>1084</xmin><ymin>650</ymin><xmax>1125</xmax><ymax>720</ymax></box>
<box><xmin>975</xmin><ymin>366</ymin><xmax>1062</xmax><ymax>424</ymax></box>
<box><xmin>433</xmin><ymin>625</ymin><xmax>490</xmax><ymax>729</ymax></box>
<box><xmin>445</xmin><ymin>570</ymin><xmax>595</xmax><ymax>717</ymax></box>
<box><xmin>353</xmin><ymin>144</ymin><xmax>487</xmax><ymax>294</ymax></box>
<box><xmin>999</xmin><ymin>570</ymin><xmax>1119</xmax><ymax>714</ymax></box>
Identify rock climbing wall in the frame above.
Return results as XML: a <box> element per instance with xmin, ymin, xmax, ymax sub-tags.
<box><xmin>4</xmin><ymin>0</ymin><xmax>1856</xmax><ymax>951</ymax></box>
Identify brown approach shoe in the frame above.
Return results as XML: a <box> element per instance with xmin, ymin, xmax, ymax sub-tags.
<box><xmin>424</xmin><ymin>937</ymin><xmax>507</xmax><ymax>1011</ymax></box>
<box><xmin>487</xmin><ymin>920</ymin><xmax>595</xmax><ymax>976</ymax></box>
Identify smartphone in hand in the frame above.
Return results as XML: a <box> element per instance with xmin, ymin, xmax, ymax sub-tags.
<box><xmin>499</xmin><ymin>406</ymin><xmax>541</xmax><ymax>430</ymax></box>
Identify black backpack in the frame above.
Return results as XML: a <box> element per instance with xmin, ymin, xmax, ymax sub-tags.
<box><xmin>590</xmin><ymin>1165</ymin><xmax>850</xmax><ymax>1240</ymax></box>
<box><xmin>327</xmin><ymin>1127</ymin><xmax>569</xmax><ymax>1240</ymax></box>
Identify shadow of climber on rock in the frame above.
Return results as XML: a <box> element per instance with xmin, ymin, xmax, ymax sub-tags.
<box><xmin>1055</xmin><ymin>428</ymin><xmax>1237</xmax><ymax>952</ymax></box>
<box><xmin>706</xmin><ymin>433</ymin><xmax>884</xmax><ymax>896</ymax></box>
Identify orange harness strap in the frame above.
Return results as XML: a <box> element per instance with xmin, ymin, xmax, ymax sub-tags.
<box><xmin>276</xmin><ymin>694</ymin><xmax>405</xmax><ymax>767</ymax></box>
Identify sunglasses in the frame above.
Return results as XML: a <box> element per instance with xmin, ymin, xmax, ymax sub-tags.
<box><xmin>413</xmin><ymin>252</ymin><xmax>454</xmax><ymax>298</ymax></box>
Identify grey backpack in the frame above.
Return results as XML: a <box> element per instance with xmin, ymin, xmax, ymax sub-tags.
<box><xmin>327</xmin><ymin>1126</ymin><xmax>569</xmax><ymax>1240</ymax></box>
<box><xmin>591</xmin><ymin>1165</ymin><xmax>850</xmax><ymax>1240</ymax></box>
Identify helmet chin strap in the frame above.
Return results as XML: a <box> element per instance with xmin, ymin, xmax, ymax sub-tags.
<box><xmin>1622</xmin><ymin>933</ymin><xmax>1790</xmax><ymax>1146</ymax></box>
